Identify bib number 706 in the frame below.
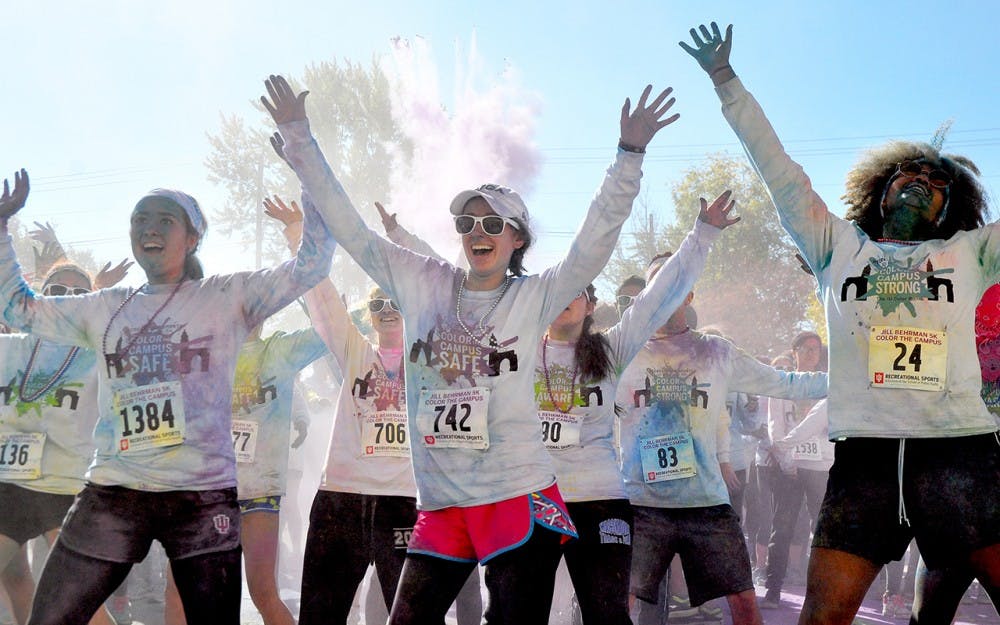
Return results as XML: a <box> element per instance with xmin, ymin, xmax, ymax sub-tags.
<box><xmin>433</xmin><ymin>403</ymin><xmax>471</xmax><ymax>433</ymax></box>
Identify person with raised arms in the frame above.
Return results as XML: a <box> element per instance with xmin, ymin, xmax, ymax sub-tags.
<box><xmin>682</xmin><ymin>22</ymin><xmax>1000</xmax><ymax>625</ymax></box>
<box><xmin>262</xmin><ymin>73</ymin><xmax>678</xmax><ymax>624</ymax></box>
<box><xmin>537</xmin><ymin>192</ymin><xmax>739</xmax><ymax>624</ymax></box>
<box><xmin>0</xmin><ymin>151</ymin><xmax>335</xmax><ymax>624</ymax></box>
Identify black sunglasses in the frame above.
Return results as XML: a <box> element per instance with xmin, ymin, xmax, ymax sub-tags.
<box><xmin>896</xmin><ymin>160</ymin><xmax>952</xmax><ymax>189</ymax></box>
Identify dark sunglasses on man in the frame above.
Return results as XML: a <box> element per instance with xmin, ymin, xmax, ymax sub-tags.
<box><xmin>895</xmin><ymin>160</ymin><xmax>952</xmax><ymax>189</ymax></box>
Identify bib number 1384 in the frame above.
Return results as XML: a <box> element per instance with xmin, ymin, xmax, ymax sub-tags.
<box><xmin>113</xmin><ymin>381</ymin><xmax>186</xmax><ymax>454</ymax></box>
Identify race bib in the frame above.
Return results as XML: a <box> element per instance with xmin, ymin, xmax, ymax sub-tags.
<box><xmin>417</xmin><ymin>387</ymin><xmax>490</xmax><ymax>450</ymax></box>
<box><xmin>231</xmin><ymin>419</ymin><xmax>259</xmax><ymax>463</ymax></box>
<box><xmin>361</xmin><ymin>410</ymin><xmax>410</xmax><ymax>458</ymax></box>
<box><xmin>869</xmin><ymin>326</ymin><xmax>947</xmax><ymax>391</ymax></box>
<box><xmin>538</xmin><ymin>410</ymin><xmax>583</xmax><ymax>451</ymax></box>
<box><xmin>113</xmin><ymin>381</ymin><xmax>186</xmax><ymax>454</ymax></box>
<box><xmin>0</xmin><ymin>432</ymin><xmax>45</xmax><ymax>480</ymax></box>
<box><xmin>791</xmin><ymin>437</ymin><xmax>823</xmax><ymax>461</ymax></box>
<box><xmin>640</xmin><ymin>432</ymin><xmax>696</xmax><ymax>483</ymax></box>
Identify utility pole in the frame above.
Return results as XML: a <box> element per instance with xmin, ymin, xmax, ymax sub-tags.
<box><xmin>255</xmin><ymin>154</ymin><xmax>264</xmax><ymax>270</ymax></box>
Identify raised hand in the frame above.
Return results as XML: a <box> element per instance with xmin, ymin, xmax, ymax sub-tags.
<box><xmin>698</xmin><ymin>190</ymin><xmax>740</xmax><ymax>229</ymax></box>
<box><xmin>269</xmin><ymin>132</ymin><xmax>291</xmax><ymax>166</ymax></box>
<box><xmin>0</xmin><ymin>169</ymin><xmax>29</xmax><ymax>221</ymax></box>
<box><xmin>374</xmin><ymin>201</ymin><xmax>398</xmax><ymax>233</ymax></box>
<box><xmin>263</xmin><ymin>195</ymin><xmax>303</xmax><ymax>227</ymax></box>
<box><xmin>679</xmin><ymin>22</ymin><xmax>734</xmax><ymax>82</ymax></box>
<box><xmin>28</xmin><ymin>221</ymin><xmax>58</xmax><ymax>245</ymax></box>
<box><xmin>261</xmin><ymin>75</ymin><xmax>309</xmax><ymax>125</ymax></box>
<box><xmin>619</xmin><ymin>86</ymin><xmax>680</xmax><ymax>150</ymax></box>
<box><xmin>94</xmin><ymin>259</ymin><xmax>134</xmax><ymax>289</ymax></box>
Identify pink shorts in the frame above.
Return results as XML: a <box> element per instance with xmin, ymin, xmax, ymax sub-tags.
<box><xmin>408</xmin><ymin>484</ymin><xmax>578</xmax><ymax>563</ymax></box>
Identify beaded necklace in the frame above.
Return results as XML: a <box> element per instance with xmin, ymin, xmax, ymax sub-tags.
<box><xmin>101</xmin><ymin>280</ymin><xmax>185</xmax><ymax>360</ymax></box>
<box><xmin>18</xmin><ymin>340</ymin><xmax>80</xmax><ymax>403</ymax></box>
<box><xmin>455</xmin><ymin>273</ymin><xmax>512</xmax><ymax>346</ymax></box>
<box><xmin>541</xmin><ymin>334</ymin><xmax>578</xmax><ymax>414</ymax></box>
<box><xmin>877</xmin><ymin>238</ymin><xmax>922</xmax><ymax>246</ymax></box>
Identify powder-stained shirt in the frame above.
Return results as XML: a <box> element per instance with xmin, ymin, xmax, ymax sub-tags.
<box><xmin>233</xmin><ymin>329</ymin><xmax>328</xmax><ymax>500</ymax></box>
<box><xmin>0</xmin><ymin>202</ymin><xmax>335</xmax><ymax>491</ymax></box>
<box><xmin>0</xmin><ymin>334</ymin><xmax>99</xmax><ymax>494</ymax></box>
<box><xmin>618</xmin><ymin>330</ymin><xmax>827</xmax><ymax>509</ymax></box>
<box><xmin>304</xmin><ymin>276</ymin><xmax>416</xmax><ymax>497</ymax></box>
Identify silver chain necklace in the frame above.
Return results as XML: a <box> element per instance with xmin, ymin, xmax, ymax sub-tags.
<box><xmin>455</xmin><ymin>273</ymin><xmax>512</xmax><ymax>345</ymax></box>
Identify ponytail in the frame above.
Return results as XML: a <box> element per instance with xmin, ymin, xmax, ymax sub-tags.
<box><xmin>574</xmin><ymin>285</ymin><xmax>613</xmax><ymax>383</ymax></box>
<box><xmin>184</xmin><ymin>252</ymin><xmax>204</xmax><ymax>281</ymax></box>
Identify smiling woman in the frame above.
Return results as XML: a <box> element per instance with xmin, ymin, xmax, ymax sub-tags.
<box><xmin>263</xmin><ymin>69</ymin><xmax>680</xmax><ymax>624</ymax></box>
<box><xmin>129</xmin><ymin>190</ymin><xmax>206</xmax><ymax>284</ymax></box>
<box><xmin>0</xmin><ymin>114</ymin><xmax>337</xmax><ymax>625</ymax></box>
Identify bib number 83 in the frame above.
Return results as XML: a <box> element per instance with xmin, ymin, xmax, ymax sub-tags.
<box><xmin>120</xmin><ymin>400</ymin><xmax>176</xmax><ymax>436</ymax></box>
<box><xmin>657</xmin><ymin>446</ymin><xmax>678</xmax><ymax>469</ymax></box>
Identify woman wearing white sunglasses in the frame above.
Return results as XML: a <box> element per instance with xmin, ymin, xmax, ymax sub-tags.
<box><xmin>263</xmin><ymin>72</ymin><xmax>679</xmax><ymax>624</ymax></box>
<box><xmin>264</xmin><ymin>195</ymin><xmax>420</xmax><ymax>625</ymax></box>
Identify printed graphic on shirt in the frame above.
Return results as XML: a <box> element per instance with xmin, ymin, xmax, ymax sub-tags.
<box><xmin>631</xmin><ymin>366</ymin><xmax>711</xmax><ymax>411</ymax></box>
<box><xmin>408</xmin><ymin>317</ymin><xmax>520</xmax><ymax>385</ymax></box>
<box><xmin>839</xmin><ymin>256</ymin><xmax>955</xmax><ymax>317</ymax></box>
<box><xmin>351</xmin><ymin>362</ymin><xmax>405</xmax><ymax>412</ymax></box>
<box><xmin>534</xmin><ymin>363</ymin><xmax>606</xmax><ymax>411</ymax></box>
<box><xmin>105</xmin><ymin>322</ymin><xmax>213</xmax><ymax>384</ymax></box>
<box><xmin>0</xmin><ymin>374</ymin><xmax>84</xmax><ymax>419</ymax></box>
<box><xmin>232</xmin><ymin>374</ymin><xmax>277</xmax><ymax>415</ymax></box>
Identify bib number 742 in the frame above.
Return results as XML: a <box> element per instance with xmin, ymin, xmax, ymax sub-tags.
<box><xmin>433</xmin><ymin>403</ymin><xmax>471</xmax><ymax>432</ymax></box>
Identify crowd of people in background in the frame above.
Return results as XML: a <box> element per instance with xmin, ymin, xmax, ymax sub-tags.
<box><xmin>0</xmin><ymin>17</ymin><xmax>997</xmax><ymax>625</ymax></box>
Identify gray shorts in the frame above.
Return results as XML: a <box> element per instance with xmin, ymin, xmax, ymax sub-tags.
<box><xmin>630</xmin><ymin>504</ymin><xmax>752</xmax><ymax>606</ymax></box>
<box><xmin>58</xmin><ymin>483</ymin><xmax>241</xmax><ymax>563</ymax></box>
<box><xmin>813</xmin><ymin>433</ymin><xmax>1000</xmax><ymax>569</ymax></box>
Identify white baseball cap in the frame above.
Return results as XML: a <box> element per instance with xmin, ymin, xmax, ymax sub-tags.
<box><xmin>449</xmin><ymin>184</ymin><xmax>531</xmax><ymax>230</ymax></box>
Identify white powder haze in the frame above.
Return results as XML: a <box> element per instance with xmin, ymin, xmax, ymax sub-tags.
<box><xmin>383</xmin><ymin>34</ymin><xmax>542</xmax><ymax>262</ymax></box>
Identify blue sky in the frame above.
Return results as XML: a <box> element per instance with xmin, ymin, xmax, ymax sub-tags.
<box><xmin>5</xmin><ymin>0</ymin><xmax>1000</xmax><ymax>294</ymax></box>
